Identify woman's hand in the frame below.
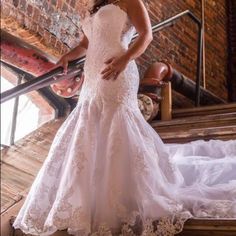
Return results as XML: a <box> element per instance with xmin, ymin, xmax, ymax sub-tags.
<box><xmin>55</xmin><ymin>56</ymin><xmax>70</xmax><ymax>75</ymax></box>
<box><xmin>100</xmin><ymin>53</ymin><xmax>130</xmax><ymax>80</ymax></box>
<box><xmin>54</xmin><ymin>33</ymin><xmax>89</xmax><ymax>76</ymax></box>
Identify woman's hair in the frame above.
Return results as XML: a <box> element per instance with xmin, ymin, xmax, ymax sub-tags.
<box><xmin>78</xmin><ymin>0</ymin><xmax>108</xmax><ymax>19</ymax></box>
<box><xmin>90</xmin><ymin>0</ymin><xmax>109</xmax><ymax>14</ymax></box>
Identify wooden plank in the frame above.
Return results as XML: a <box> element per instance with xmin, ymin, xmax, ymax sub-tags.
<box><xmin>178</xmin><ymin>219</ymin><xmax>236</xmax><ymax>236</ymax></box>
<box><xmin>159</xmin><ymin>126</ymin><xmax>236</xmax><ymax>143</ymax></box>
<box><xmin>1</xmin><ymin>196</ymin><xmax>23</xmax><ymax>214</ymax></box>
<box><xmin>15</xmin><ymin>141</ymin><xmax>49</xmax><ymax>158</ymax></box>
<box><xmin>154</xmin><ymin>120</ymin><xmax>236</xmax><ymax>133</ymax></box>
<box><xmin>2</xmin><ymin>160</ymin><xmax>42</xmax><ymax>177</ymax></box>
<box><xmin>3</xmin><ymin>147</ymin><xmax>46</xmax><ymax>164</ymax></box>
<box><xmin>174</xmin><ymin>103</ymin><xmax>236</xmax><ymax>112</ymax></box>
<box><xmin>185</xmin><ymin>218</ymin><xmax>236</xmax><ymax>227</ymax></box>
<box><xmin>173</xmin><ymin>103</ymin><xmax>236</xmax><ymax>118</ymax></box>
<box><xmin>177</xmin><ymin>230</ymin><xmax>236</xmax><ymax>236</ymax></box>
<box><xmin>157</xmin><ymin>126</ymin><xmax>236</xmax><ymax>138</ymax></box>
<box><xmin>153</xmin><ymin>112</ymin><xmax>236</xmax><ymax>127</ymax></box>
<box><xmin>162</xmin><ymin>134</ymin><xmax>236</xmax><ymax>143</ymax></box>
<box><xmin>2</xmin><ymin>147</ymin><xmax>42</xmax><ymax>175</ymax></box>
<box><xmin>161</xmin><ymin>82</ymin><xmax>172</xmax><ymax>121</ymax></box>
<box><xmin>1</xmin><ymin>183</ymin><xmax>22</xmax><ymax>201</ymax></box>
<box><xmin>1</xmin><ymin>164</ymin><xmax>35</xmax><ymax>191</ymax></box>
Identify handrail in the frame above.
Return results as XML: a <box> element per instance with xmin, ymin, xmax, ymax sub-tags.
<box><xmin>0</xmin><ymin>10</ymin><xmax>202</xmax><ymax>106</ymax></box>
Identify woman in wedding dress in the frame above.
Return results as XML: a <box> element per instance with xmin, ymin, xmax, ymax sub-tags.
<box><xmin>13</xmin><ymin>0</ymin><xmax>236</xmax><ymax>235</ymax></box>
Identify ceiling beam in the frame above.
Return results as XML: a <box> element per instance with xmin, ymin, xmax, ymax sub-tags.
<box><xmin>1</xmin><ymin>31</ymin><xmax>58</xmax><ymax>76</ymax></box>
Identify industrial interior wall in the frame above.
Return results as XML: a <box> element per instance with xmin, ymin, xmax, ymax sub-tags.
<box><xmin>2</xmin><ymin>0</ymin><xmax>229</xmax><ymax>101</ymax></box>
<box><xmin>138</xmin><ymin>0</ymin><xmax>229</xmax><ymax>101</ymax></box>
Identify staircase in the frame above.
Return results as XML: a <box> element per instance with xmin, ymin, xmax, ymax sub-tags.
<box><xmin>153</xmin><ymin>103</ymin><xmax>236</xmax><ymax>143</ymax></box>
<box><xmin>1</xmin><ymin>103</ymin><xmax>236</xmax><ymax>236</ymax></box>
<box><xmin>177</xmin><ymin>218</ymin><xmax>236</xmax><ymax>236</ymax></box>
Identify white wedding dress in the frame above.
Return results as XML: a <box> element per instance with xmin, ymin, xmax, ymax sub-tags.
<box><xmin>13</xmin><ymin>4</ymin><xmax>236</xmax><ymax>236</ymax></box>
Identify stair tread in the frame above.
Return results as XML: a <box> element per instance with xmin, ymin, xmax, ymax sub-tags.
<box><xmin>158</xmin><ymin>126</ymin><xmax>236</xmax><ymax>138</ymax></box>
<box><xmin>173</xmin><ymin>103</ymin><xmax>236</xmax><ymax>113</ymax></box>
<box><xmin>158</xmin><ymin>126</ymin><xmax>236</xmax><ymax>143</ymax></box>
<box><xmin>152</xmin><ymin>112</ymin><xmax>236</xmax><ymax>127</ymax></box>
<box><xmin>173</xmin><ymin>103</ymin><xmax>236</xmax><ymax>118</ymax></box>
<box><xmin>185</xmin><ymin>218</ymin><xmax>236</xmax><ymax>226</ymax></box>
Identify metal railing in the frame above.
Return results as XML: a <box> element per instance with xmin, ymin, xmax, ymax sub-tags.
<box><xmin>0</xmin><ymin>10</ymin><xmax>203</xmax><ymax>106</ymax></box>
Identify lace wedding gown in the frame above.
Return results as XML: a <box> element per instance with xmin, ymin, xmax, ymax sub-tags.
<box><xmin>13</xmin><ymin>4</ymin><xmax>236</xmax><ymax>236</ymax></box>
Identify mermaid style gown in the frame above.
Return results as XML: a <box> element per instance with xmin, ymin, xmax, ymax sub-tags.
<box><xmin>13</xmin><ymin>4</ymin><xmax>236</xmax><ymax>236</ymax></box>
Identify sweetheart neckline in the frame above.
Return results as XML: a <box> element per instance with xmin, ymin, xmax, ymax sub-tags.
<box><xmin>89</xmin><ymin>3</ymin><xmax>128</xmax><ymax>19</ymax></box>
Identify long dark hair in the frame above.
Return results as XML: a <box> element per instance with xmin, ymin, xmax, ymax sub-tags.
<box><xmin>90</xmin><ymin>0</ymin><xmax>109</xmax><ymax>14</ymax></box>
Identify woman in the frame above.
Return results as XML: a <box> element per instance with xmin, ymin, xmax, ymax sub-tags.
<box><xmin>13</xmin><ymin>0</ymin><xmax>236</xmax><ymax>235</ymax></box>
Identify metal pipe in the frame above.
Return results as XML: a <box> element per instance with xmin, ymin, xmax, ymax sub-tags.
<box><xmin>201</xmin><ymin>0</ymin><xmax>206</xmax><ymax>89</ymax></box>
<box><xmin>195</xmin><ymin>23</ymin><xmax>203</xmax><ymax>106</ymax></box>
<box><xmin>0</xmin><ymin>59</ymin><xmax>84</xmax><ymax>103</ymax></box>
<box><xmin>10</xmin><ymin>75</ymin><xmax>24</xmax><ymax>145</ymax></box>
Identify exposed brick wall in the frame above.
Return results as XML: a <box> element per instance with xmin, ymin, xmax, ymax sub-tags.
<box><xmin>1</xmin><ymin>0</ymin><xmax>82</xmax><ymax>56</ymax></box>
<box><xmin>138</xmin><ymin>0</ymin><xmax>229</xmax><ymax>102</ymax></box>
<box><xmin>1</xmin><ymin>0</ymin><xmax>231</xmax><ymax>103</ymax></box>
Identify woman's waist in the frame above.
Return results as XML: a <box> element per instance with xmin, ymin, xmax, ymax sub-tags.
<box><xmin>84</xmin><ymin>47</ymin><xmax>127</xmax><ymax>73</ymax></box>
<box><xmin>86</xmin><ymin>43</ymin><xmax>127</xmax><ymax>59</ymax></box>
<box><xmin>79</xmin><ymin>82</ymin><xmax>140</xmax><ymax>111</ymax></box>
<box><xmin>83</xmin><ymin>58</ymin><xmax>138</xmax><ymax>79</ymax></box>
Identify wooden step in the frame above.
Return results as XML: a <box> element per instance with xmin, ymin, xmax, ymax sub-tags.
<box><xmin>153</xmin><ymin>110</ymin><xmax>236</xmax><ymax>143</ymax></box>
<box><xmin>158</xmin><ymin>126</ymin><xmax>236</xmax><ymax>143</ymax></box>
<box><xmin>152</xmin><ymin>112</ymin><xmax>236</xmax><ymax>132</ymax></box>
<box><xmin>173</xmin><ymin>103</ymin><xmax>236</xmax><ymax>118</ymax></box>
<box><xmin>178</xmin><ymin>218</ymin><xmax>236</xmax><ymax>236</ymax></box>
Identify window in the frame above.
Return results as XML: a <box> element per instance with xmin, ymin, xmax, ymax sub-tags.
<box><xmin>1</xmin><ymin>66</ymin><xmax>55</xmax><ymax>147</ymax></box>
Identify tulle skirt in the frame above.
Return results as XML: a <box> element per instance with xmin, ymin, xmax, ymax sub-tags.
<box><xmin>12</xmin><ymin>97</ymin><xmax>236</xmax><ymax>235</ymax></box>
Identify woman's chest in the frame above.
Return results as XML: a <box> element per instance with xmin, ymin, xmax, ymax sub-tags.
<box><xmin>82</xmin><ymin>4</ymin><xmax>128</xmax><ymax>38</ymax></box>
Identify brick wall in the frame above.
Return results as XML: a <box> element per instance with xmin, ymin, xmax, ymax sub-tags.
<box><xmin>138</xmin><ymin>0</ymin><xmax>229</xmax><ymax>101</ymax></box>
<box><xmin>1</xmin><ymin>0</ymin><xmax>230</xmax><ymax>102</ymax></box>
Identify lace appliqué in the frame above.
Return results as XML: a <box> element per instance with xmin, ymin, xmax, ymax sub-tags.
<box><xmin>133</xmin><ymin>147</ymin><xmax>150</xmax><ymax>175</ymax></box>
<box><xmin>194</xmin><ymin>200</ymin><xmax>236</xmax><ymax>218</ymax></box>
<box><xmin>87</xmin><ymin>211</ymin><xmax>191</xmax><ymax>236</ymax></box>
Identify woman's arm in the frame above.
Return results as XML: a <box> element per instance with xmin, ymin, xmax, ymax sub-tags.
<box><xmin>123</xmin><ymin>0</ymin><xmax>153</xmax><ymax>60</ymax></box>
<box><xmin>101</xmin><ymin>0</ymin><xmax>152</xmax><ymax>80</ymax></box>
<box><xmin>56</xmin><ymin>33</ymin><xmax>89</xmax><ymax>74</ymax></box>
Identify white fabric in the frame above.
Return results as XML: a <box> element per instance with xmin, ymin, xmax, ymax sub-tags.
<box><xmin>13</xmin><ymin>4</ymin><xmax>236</xmax><ymax>236</ymax></box>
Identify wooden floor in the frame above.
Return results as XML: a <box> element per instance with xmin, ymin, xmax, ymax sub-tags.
<box><xmin>1</xmin><ymin>103</ymin><xmax>236</xmax><ymax>235</ymax></box>
<box><xmin>1</xmin><ymin>118</ymin><xmax>65</xmax><ymax>214</ymax></box>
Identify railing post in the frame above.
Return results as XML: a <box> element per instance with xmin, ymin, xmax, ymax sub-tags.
<box><xmin>161</xmin><ymin>82</ymin><xmax>172</xmax><ymax>121</ymax></box>
<box><xmin>195</xmin><ymin>22</ymin><xmax>203</xmax><ymax>107</ymax></box>
<box><xmin>10</xmin><ymin>75</ymin><xmax>24</xmax><ymax>145</ymax></box>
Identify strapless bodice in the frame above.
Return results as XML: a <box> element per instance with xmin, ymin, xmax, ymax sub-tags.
<box><xmin>79</xmin><ymin>4</ymin><xmax>140</xmax><ymax>111</ymax></box>
<box><xmin>81</xmin><ymin>4</ymin><xmax>136</xmax><ymax>51</ymax></box>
